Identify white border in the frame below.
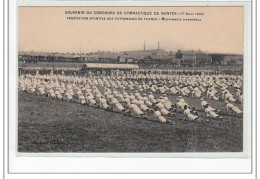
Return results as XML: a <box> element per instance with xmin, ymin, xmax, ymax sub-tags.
<box><xmin>8</xmin><ymin>0</ymin><xmax>253</xmax><ymax>174</ymax></box>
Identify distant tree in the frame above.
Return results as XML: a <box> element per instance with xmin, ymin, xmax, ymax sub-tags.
<box><xmin>211</xmin><ymin>54</ymin><xmax>224</xmax><ymax>65</ymax></box>
<box><xmin>175</xmin><ymin>50</ymin><xmax>183</xmax><ymax>59</ymax></box>
<box><xmin>116</xmin><ymin>56</ymin><xmax>120</xmax><ymax>63</ymax></box>
<box><xmin>230</xmin><ymin>59</ymin><xmax>236</xmax><ymax>65</ymax></box>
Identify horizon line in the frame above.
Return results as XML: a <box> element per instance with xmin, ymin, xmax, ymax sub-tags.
<box><xmin>18</xmin><ymin>49</ymin><xmax>244</xmax><ymax>55</ymax></box>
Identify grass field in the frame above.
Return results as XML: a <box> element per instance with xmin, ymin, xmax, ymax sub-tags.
<box><xmin>18</xmin><ymin>91</ymin><xmax>243</xmax><ymax>153</ymax></box>
<box><xmin>19</xmin><ymin>61</ymin><xmax>85</xmax><ymax>68</ymax></box>
<box><xmin>18</xmin><ymin>61</ymin><xmax>243</xmax><ymax>71</ymax></box>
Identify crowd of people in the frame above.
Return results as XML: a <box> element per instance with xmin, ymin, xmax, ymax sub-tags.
<box><xmin>18</xmin><ymin>72</ymin><xmax>243</xmax><ymax>124</ymax></box>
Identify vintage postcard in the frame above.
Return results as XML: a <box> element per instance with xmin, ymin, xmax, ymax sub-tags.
<box><xmin>18</xmin><ymin>6</ymin><xmax>246</xmax><ymax>153</ymax></box>
<box><xmin>7</xmin><ymin>0</ymin><xmax>254</xmax><ymax>174</ymax></box>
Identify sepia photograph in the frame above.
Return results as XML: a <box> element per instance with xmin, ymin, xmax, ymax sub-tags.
<box><xmin>17</xmin><ymin>6</ymin><xmax>245</xmax><ymax>153</ymax></box>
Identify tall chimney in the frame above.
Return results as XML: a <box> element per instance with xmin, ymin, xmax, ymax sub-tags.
<box><xmin>144</xmin><ymin>41</ymin><xmax>146</xmax><ymax>51</ymax></box>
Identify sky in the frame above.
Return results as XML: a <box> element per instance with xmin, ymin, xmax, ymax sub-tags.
<box><xmin>19</xmin><ymin>6</ymin><xmax>244</xmax><ymax>54</ymax></box>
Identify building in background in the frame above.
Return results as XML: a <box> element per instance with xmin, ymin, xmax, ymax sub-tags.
<box><xmin>18</xmin><ymin>44</ymin><xmax>243</xmax><ymax>67</ymax></box>
<box><xmin>175</xmin><ymin>50</ymin><xmax>209</xmax><ymax>67</ymax></box>
<box><xmin>119</xmin><ymin>49</ymin><xmax>169</xmax><ymax>62</ymax></box>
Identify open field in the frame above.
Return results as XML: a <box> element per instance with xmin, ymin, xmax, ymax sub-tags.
<box><xmin>19</xmin><ymin>61</ymin><xmax>85</xmax><ymax>68</ymax></box>
<box><xmin>18</xmin><ymin>91</ymin><xmax>243</xmax><ymax>152</ymax></box>
<box><xmin>18</xmin><ymin>61</ymin><xmax>243</xmax><ymax>71</ymax></box>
